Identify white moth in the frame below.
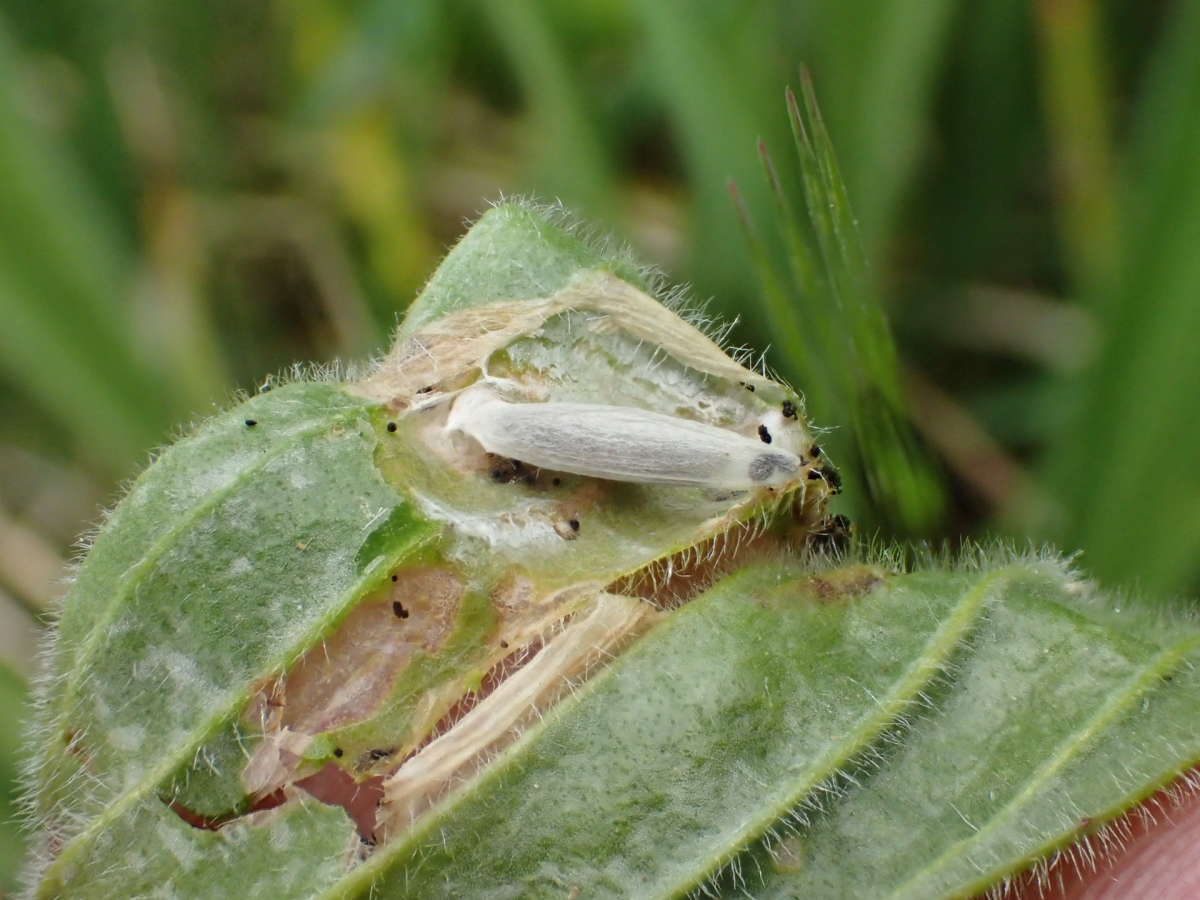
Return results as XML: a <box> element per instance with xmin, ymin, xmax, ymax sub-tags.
<box><xmin>446</xmin><ymin>385</ymin><xmax>802</xmax><ymax>489</ymax></box>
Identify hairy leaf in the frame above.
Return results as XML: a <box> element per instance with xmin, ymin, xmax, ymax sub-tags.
<box><xmin>20</xmin><ymin>204</ymin><xmax>1200</xmax><ymax>900</ymax></box>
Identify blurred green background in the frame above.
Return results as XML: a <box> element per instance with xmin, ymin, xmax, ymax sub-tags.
<box><xmin>2</xmin><ymin>0</ymin><xmax>1200</xmax><ymax>890</ymax></box>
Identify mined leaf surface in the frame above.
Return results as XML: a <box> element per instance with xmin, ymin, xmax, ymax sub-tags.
<box><xmin>30</xmin><ymin>383</ymin><xmax>439</xmax><ymax>895</ymax></box>
<box><xmin>332</xmin><ymin>562</ymin><xmax>1015</xmax><ymax>899</ymax></box>
<box><xmin>24</xmin><ymin>201</ymin><xmax>828</xmax><ymax>898</ymax></box>
<box><xmin>323</xmin><ymin>557</ymin><xmax>1200</xmax><ymax>900</ymax></box>
<box><xmin>21</xmin><ymin>203</ymin><xmax>1200</xmax><ymax>900</ymax></box>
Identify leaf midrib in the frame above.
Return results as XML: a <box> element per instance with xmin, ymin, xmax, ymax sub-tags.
<box><xmin>658</xmin><ymin>566</ymin><xmax>1015</xmax><ymax>900</ymax></box>
<box><xmin>889</xmin><ymin>633</ymin><xmax>1200</xmax><ymax>900</ymax></box>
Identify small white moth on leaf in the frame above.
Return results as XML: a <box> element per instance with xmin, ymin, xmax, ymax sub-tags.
<box><xmin>447</xmin><ymin>385</ymin><xmax>803</xmax><ymax>489</ymax></box>
<box><xmin>361</xmin><ymin>264</ymin><xmax>836</xmax><ymax>582</ymax></box>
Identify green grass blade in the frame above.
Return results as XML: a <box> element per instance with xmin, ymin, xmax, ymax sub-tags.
<box><xmin>1044</xmin><ymin>0</ymin><xmax>1200</xmax><ymax>597</ymax></box>
<box><xmin>477</xmin><ymin>0</ymin><xmax>616</xmax><ymax>219</ymax></box>
<box><xmin>755</xmin><ymin>139</ymin><xmax>824</xmax><ymax>317</ymax></box>
<box><xmin>0</xmin><ymin>25</ymin><xmax>178</xmax><ymax>474</ymax></box>
<box><xmin>626</xmin><ymin>0</ymin><xmax>789</xmax><ymax>314</ymax></box>
<box><xmin>804</xmin><ymin>0</ymin><xmax>957</xmax><ymax>257</ymax></box>
<box><xmin>763</xmin><ymin>78</ymin><xmax>945</xmax><ymax>534</ymax></box>
<box><xmin>1033</xmin><ymin>0</ymin><xmax>1119</xmax><ymax>295</ymax></box>
<box><xmin>727</xmin><ymin>176</ymin><xmax>827</xmax><ymax>399</ymax></box>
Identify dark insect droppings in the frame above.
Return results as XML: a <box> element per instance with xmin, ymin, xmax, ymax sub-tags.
<box><xmin>758</xmin><ymin>424</ymin><xmax>772</xmax><ymax>444</ymax></box>
<box><xmin>390</xmin><ymin>574</ymin><xmax>398</xmax><ymax>582</ymax></box>
<box><xmin>244</xmin><ymin>419</ymin><xmax>258</xmax><ymax>428</ymax></box>
<box><xmin>490</xmin><ymin>457</ymin><xmax>537</xmax><ymax>485</ymax></box>
<box><xmin>393</xmin><ymin>601</ymin><xmax>409</xmax><ymax>619</ymax></box>
<box><xmin>386</xmin><ymin>422</ymin><xmax>397</xmax><ymax>433</ymax></box>
<box><xmin>820</xmin><ymin>464</ymin><xmax>844</xmax><ymax>494</ymax></box>
<box><xmin>333</xmin><ymin>747</ymin><xmax>344</xmax><ymax>758</ymax></box>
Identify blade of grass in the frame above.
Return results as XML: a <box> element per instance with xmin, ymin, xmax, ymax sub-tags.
<box><xmin>727</xmin><ymin>177</ymin><xmax>827</xmax><ymax>399</ymax></box>
<box><xmin>757</xmin><ymin>137</ymin><xmax>824</xmax><ymax>310</ymax></box>
<box><xmin>775</xmin><ymin>76</ymin><xmax>945</xmax><ymax>533</ymax></box>
<box><xmin>804</xmin><ymin>0</ymin><xmax>957</xmax><ymax>258</ymax></box>
<box><xmin>477</xmin><ymin>0</ymin><xmax>616</xmax><ymax>220</ymax></box>
<box><xmin>0</xmin><ymin>25</ymin><xmax>181</xmax><ymax>475</ymax></box>
<box><xmin>626</xmin><ymin>0</ymin><xmax>789</xmax><ymax>318</ymax></box>
<box><xmin>1033</xmin><ymin>0</ymin><xmax>1119</xmax><ymax>295</ymax></box>
<box><xmin>292</xmin><ymin>0</ymin><xmax>450</xmax><ymax>128</ymax></box>
<box><xmin>931</xmin><ymin>0</ymin><xmax>1038</xmax><ymax>278</ymax></box>
<box><xmin>1043</xmin><ymin>0</ymin><xmax>1200</xmax><ymax>597</ymax></box>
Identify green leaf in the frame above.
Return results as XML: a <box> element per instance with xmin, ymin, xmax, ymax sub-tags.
<box><xmin>23</xmin><ymin>202</ymin><xmax>833</xmax><ymax>897</ymax></box>
<box><xmin>48</xmin><ymin>794</ymin><xmax>358</xmax><ymax>899</ymax></box>
<box><xmin>746</xmin><ymin>577</ymin><xmax>1200</xmax><ymax>898</ymax></box>
<box><xmin>21</xmin><ymin>204</ymin><xmax>1200</xmax><ymax>900</ymax></box>
<box><xmin>325</xmin><ymin>554</ymin><xmax>1200</xmax><ymax>900</ymax></box>
<box><xmin>397</xmin><ymin>201</ymin><xmax>648</xmax><ymax>337</ymax></box>
<box><xmin>332</xmin><ymin>560</ymin><xmax>994</xmax><ymax>898</ymax></box>
<box><xmin>29</xmin><ymin>382</ymin><xmax>440</xmax><ymax>895</ymax></box>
